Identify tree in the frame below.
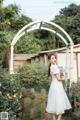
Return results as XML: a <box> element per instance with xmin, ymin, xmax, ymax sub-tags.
<box><xmin>0</xmin><ymin>0</ymin><xmax>32</xmax><ymax>67</ymax></box>
<box><xmin>10</xmin><ymin>15</ymin><xmax>32</xmax><ymax>30</ymax></box>
<box><xmin>0</xmin><ymin>1</ymin><xmax>32</xmax><ymax>30</ymax></box>
<box><xmin>53</xmin><ymin>4</ymin><xmax>80</xmax><ymax>44</ymax></box>
<box><xmin>0</xmin><ymin>31</ymin><xmax>9</xmax><ymax>66</ymax></box>
<box><xmin>33</xmin><ymin>30</ymin><xmax>56</xmax><ymax>50</ymax></box>
<box><xmin>15</xmin><ymin>33</ymin><xmax>41</xmax><ymax>53</ymax></box>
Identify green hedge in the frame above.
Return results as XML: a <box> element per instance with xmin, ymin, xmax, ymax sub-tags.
<box><xmin>17</xmin><ymin>63</ymin><xmax>50</xmax><ymax>91</ymax></box>
<box><xmin>0</xmin><ymin>67</ymin><xmax>20</xmax><ymax>119</ymax></box>
<box><xmin>0</xmin><ymin>63</ymin><xmax>50</xmax><ymax>119</ymax></box>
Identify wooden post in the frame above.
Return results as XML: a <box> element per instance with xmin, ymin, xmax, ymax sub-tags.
<box><xmin>19</xmin><ymin>87</ymin><xmax>27</xmax><ymax>120</ymax></box>
<box><xmin>30</xmin><ymin>88</ymin><xmax>35</xmax><ymax>120</ymax></box>
<box><xmin>20</xmin><ymin>87</ymin><xmax>31</xmax><ymax>120</ymax></box>
<box><xmin>40</xmin><ymin>89</ymin><xmax>46</xmax><ymax>120</ymax></box>
<box><xmin>44</xmin><ymin>54</ymin><xmax>48</xmax><ymax>65</ymax></box>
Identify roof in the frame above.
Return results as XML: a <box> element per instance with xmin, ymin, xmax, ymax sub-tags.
<box><xmin>14</xmin><ymin>53</ymin><xmax>38</xmax><ymax>61</ymax></box>
<box><xmin>39</xmin><ymin>44</ymin><xmax>80</xmax><ymax>54</ymax></box>
<box><xmin>14</xmin><ymin>44</ymin><xmax>80</xmax><ymax>61</ymax></box>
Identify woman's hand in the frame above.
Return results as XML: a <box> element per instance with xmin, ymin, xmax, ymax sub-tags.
<box><xmin>55</xmin><ymin>73</ymin><xmax>64</xmax><ymax>81</ymax></box>
<box><xmin>60</xmin><ymin>75</ymin><xmax>65</xmax><ymax>80</ymax></box>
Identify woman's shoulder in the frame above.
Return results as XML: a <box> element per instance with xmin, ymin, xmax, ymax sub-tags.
<box><xmin>51</xmin><ymin>64</ymin><xmax>58</xmax><ymax>68</ymax></box>
<box><xmin>51</xmin><ymin>64</ymin><xmax>59</xmax><ymax>70</ymax></box>
<box><xmin>50</xmin><ymin>64</ymin><xmax>60</xmax><ymax>74</ymax></box>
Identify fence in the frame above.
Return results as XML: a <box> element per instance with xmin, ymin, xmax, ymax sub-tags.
<box><xmin>19</xmin><ymin>87</ymin><xmax>50</xmax><ymax>120</ymax></box>
<box><xmin>19</xmin><ymin>87</ymin><xmax>80</xmax><ymax>120</ymax></box>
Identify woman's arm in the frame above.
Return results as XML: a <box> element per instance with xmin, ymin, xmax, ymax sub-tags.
<box><xmin>55</xmin><ymin>73</ymin><xmax>64</xmax><ymax>81</ymax></box>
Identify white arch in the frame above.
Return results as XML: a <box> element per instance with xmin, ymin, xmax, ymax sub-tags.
<box><xmin>12</xmin><ymin>27</ymin><xmax>68</xmax><ymax>46</ymax></box>
<box><xmin>11</xmin><ymin>20</ymin><xmax>73</xmax><ymax>46</ymax></box>
<box><xmin>10</xmin><ymin>20</ymin><xmax>74</xmax><ymax>84</ymax></box>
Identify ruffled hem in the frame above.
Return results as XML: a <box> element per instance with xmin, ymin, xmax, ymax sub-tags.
<box><xmin>46</xmin><ymin>107</ymin><xmax>72</xmax><ymax>115</ymax></box>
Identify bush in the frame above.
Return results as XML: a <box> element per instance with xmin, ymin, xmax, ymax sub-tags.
<box><xmin>0</xmin><ymin>67</ymin><xmax>20</xmax><ymax>119</ymax></box>
<box><xmin>17</xmin><ymin>63</ymin><xmax>50</xmax><ymax>91</ymax></box>
<box><xmin>70</xmin><ymin>81</ymin><xmax>80</xmax><ymax>101</ymax></box>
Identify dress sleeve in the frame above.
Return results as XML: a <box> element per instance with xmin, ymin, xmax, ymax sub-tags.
<box><xmin>50</xmin><ymin>65</ymin><xmax>60</xmax><ymax>75</ymax></box>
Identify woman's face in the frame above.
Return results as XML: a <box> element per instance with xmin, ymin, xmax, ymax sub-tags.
<box><xmin>49</xmin><ymin>55</ymin><xmax>56</xmax><ymax>64</ymax></box>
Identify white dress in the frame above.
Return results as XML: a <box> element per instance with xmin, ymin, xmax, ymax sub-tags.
<box><xmin>46</xmin><ymin>64</ymin><xmax>72</xmax><ymax>115</ymax></box>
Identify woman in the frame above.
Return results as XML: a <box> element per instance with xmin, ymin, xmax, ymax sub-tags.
<box><xmin>46</xmin><ymin>53</ymin><xmax>72</xmax><ymax>120</ymax></box>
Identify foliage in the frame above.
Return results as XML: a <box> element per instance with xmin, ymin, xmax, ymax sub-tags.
<box><xmin>33</xmin><ymin>30</ymin><xmax>56</xmax><ymax>50</ymax></box>
<box><xmin>53</xmin><ymin>4</ymin><xmax>80</xmax><ymax>44</ymax></box>
<box><xmin>0</xmin><ymin>31</ymin><xmax>15</xmax><ymax>66</ymax></box>
<box><xmin>1</xmin><ymin>2</ymin><xmax>80</xmax><ymax>63</ymax></box>
<box><xmin>15</xmin><ymin>30</ymin><xmax>57</xmax><ymax>54</ymax></box>
<box><xmin>0</xmin><ymin>31</ymin><xmax>8</xmax><ymax>66</ymax></box>
<box><xmin>0</xmin><ymin>1</ymin><xmax>32</xmax><ymax>31</ymax></box>
<box><xmin>0</xmin><ymin>63</ymin><xmax>50</xmax><ymax>118</ymax></box>
<box><xmin>0</xmin><ymin>0</ymin><xmax>32</xmax><ymax>66</ymax></box>
<box><xmin>17</xmin><ymin>63</ymin><xmax>50</xmax><ymax>91</ymax></box>
<box><xmin>15</xmin><ymin>33</ymin><xmax>42</xmax><ymax>53</ymax></box>
<box><xmin>0</xmin><ymin>67</ymin><xmax>20</xmax><ymax>119</ymax></box>
<box><xmin>70</xmin><ymin>81</ymin><xmax>80</xmax><ymax>101</ymax></box>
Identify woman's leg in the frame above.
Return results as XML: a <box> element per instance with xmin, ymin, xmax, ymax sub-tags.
<box><xmin>57</xmin><ymin>114</ymin><xmax>62</xmax><ymax>120</ymax></box>
<box><xmin>52</xmin><ymin>113</ymin><xmax>56</xmax><ymax>120</ymax></box>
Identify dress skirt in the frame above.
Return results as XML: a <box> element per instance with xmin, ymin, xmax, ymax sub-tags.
<box><xmin>46</xmin><ymin>79</ymin><xmax>72</xmax><ymax>115</ymax></box>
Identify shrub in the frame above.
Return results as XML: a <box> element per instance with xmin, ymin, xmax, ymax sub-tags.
<box><xmin>17</xmin><ymin>63</ymin><xmax>50</xmax><ymax>91</ymax></box>
<box><xmin>0</xmin><ymin>67</ymin><xmax>20</xmax><ymax>119</ymax></box>
<box><xmin>70</xmin><ymin>81</ymin><xmax>80</xmax><ymax>101</ymax></box>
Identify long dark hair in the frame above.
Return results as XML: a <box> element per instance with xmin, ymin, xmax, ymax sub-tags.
<box><xmin>48</xmin><ymin>53</ymin><xmax>56</xmax><ymax>77</ymax></box>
